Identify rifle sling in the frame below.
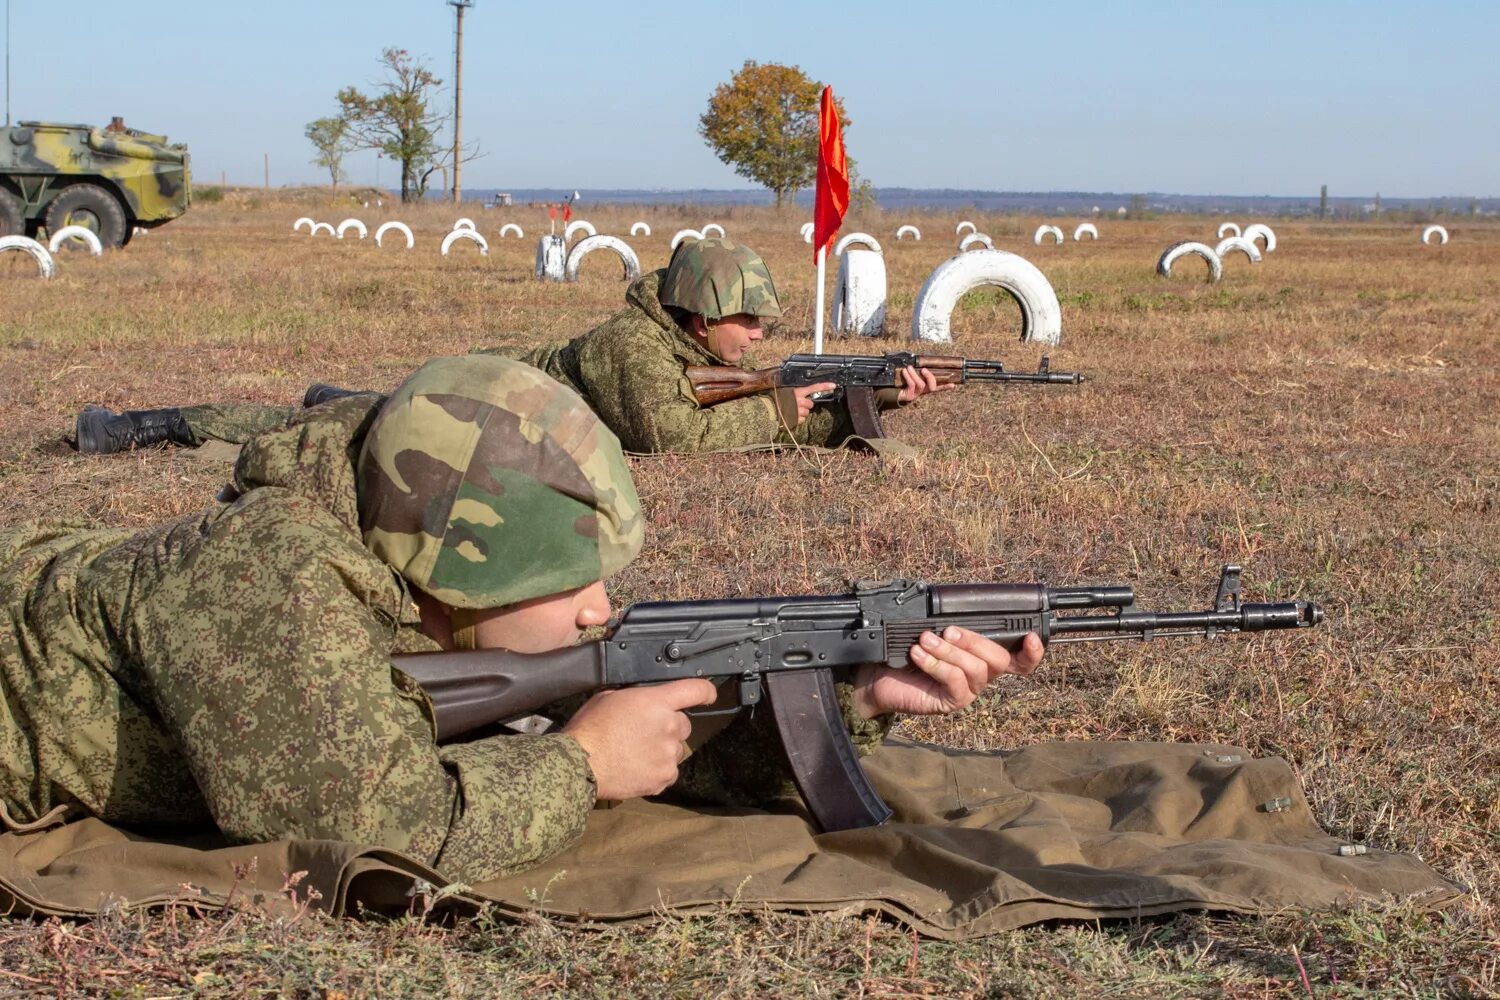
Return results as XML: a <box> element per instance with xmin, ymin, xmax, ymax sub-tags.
<box><xmin>764</xmin><ymin>668</ymin><xmax>893</xmax><ymax>832</ymax></box>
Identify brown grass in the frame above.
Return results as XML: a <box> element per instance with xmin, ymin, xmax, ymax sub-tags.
<box><xmin>0</xmin><ymin>194</ymin><xmax>1496</xmax><ymax>996</ymax></box>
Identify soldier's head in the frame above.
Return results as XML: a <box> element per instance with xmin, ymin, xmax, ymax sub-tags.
<box><xmin>658</xmin><ymin>237</ymin><xmax>783</xmax><ymax>364</ymax></box>
<box><xmin>357</xmin><ymin>355</ymin><xmax>643</xmax><ymax>652</ymax></box>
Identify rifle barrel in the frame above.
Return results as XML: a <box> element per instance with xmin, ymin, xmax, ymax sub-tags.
<box><xmin>964</xmin><ymin>369</ymin><xmax>1085</xmax><ymax>385</ymax></box>
<box><xmin>1042</xmin><ymin>600</ymin><xmax>1322</xmax><ymax>642</ymax></box>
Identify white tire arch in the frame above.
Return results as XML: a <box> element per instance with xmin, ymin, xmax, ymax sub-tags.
<box><xmin>1214</xmin><ymin>236</ymin><xmax>1263</xmax><ymax>264</ymax></box>
<box><xmin>441</xmin><ymin>228</ymin><xmax>490</xmax><ymax>256</ymax></box>
<box><xmin>565</xmin><ymin>235</ymin><xmax>642</xmax><ymax>282</ymax></box>
<box><xmin>911</xmin><ymin>249</ymin><xmax>1062</xmax><ymax>345</ymax></box>
<box><xmin>1033</xmin><ymin>225</ymin><xmax>1064</xmax><ymax>245</ymax></box>
<box><xmin>700</xmin><ymin>223</ymin><xmax>725</xmax><ymax>238</ymax></box>
<box><xmin>800</xmin><ymin>222</ymin><xmax>814</xmax><ymax>240</ymax></box>
<box><xmin>958</xmin><ymin>232</ymin><xmax>994</xmax><ymax>252</ymax></box>
<box><xmin>293</xmin><ymin>217</ymin><xmax>314</xmax><ymax>234</ymax></box>
<box><xmin>630</xmin><ymin>222</ymin><xmax>652</xmax><ymax>237</ymax></box>
<box><xmin>1421</xmin><ymin>225</ymin><xmax>1449</xmax><ymax>245</ymax></box>
<box><xmin>895</xmin><ymin>225</ymin><xmax>921</xmax><ymax>241</ymax></box>
<box><xmin>0</xmin><ymin>235</ymin><xmax>55</xmax><ymax>278</ymax></box>
<box><xmin>1157</xmin><ymin>241</ymin><xmax>1223</xmax><ymax>282</ymax></box>
<box><xmin>1073</xmin><ymin>223</ymin><xmax>1099</xmax><ymax>241</ymax></box>
<box><xmin>955</xmin><ymin>220</ymin><xmax>977</xmax><ymax>237</ymax></box>
<box><xmin>1242</xmin><ymin>223</ymin><xmax>1277</xmax><ymax>253</ymax></box>
<box><xmin>453</xmin><ymin>217</ymin><xmax>477</xmax><ymax>232</ymax></box>
<box><xmin>832</xmin><ymin>248</ymin><xmax>888</xmax><ymax>337</ymax></box>
<box><xmin>47</xmin><ymin>225</ymin><xmax>104</xmax><ymax>256</ymax></box>
<box><xmin>564</xmin><ymin>220</ymin><xmax>596</xmax><ymax>241</ymax></box>
<box><xmin>498</xmin><ymin>223</ymin><xmax>524</xmax><ymax>239</ymax></box>
<box><xmin>310</xmin><ymin>222</ymin><xmax>336</xmax><ymax>237</ymax></box>
<box><xmin>833</xmin><ymin>232</ymin><xmax>882</xmax><ymax>256</ymax></box>
<box><xmin>1217</xmin><ymin>222</ymin><xmax>1241</xmax><ymax>239</ymax></box>
<box><xmin>670</xmin><ymin>228</ymin><xmax>704</xmax><ymax>250</ymax></box>
<box><xmin>375</xmin><ymin>222</ymin><xmax>415</xmax><ymax>249</ymax></box>
<box><xmin>336</xmin><ymin>218</ymin><xmax>367</xmax><ymax>240</ymax></box>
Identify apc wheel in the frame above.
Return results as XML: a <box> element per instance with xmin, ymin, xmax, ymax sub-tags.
<box><xmin>0</xmin><ymin>187</ymin><xmax>23</xmax><ymax>237</ymax></box>
<box><xmin>44</xmin><ymin>183</ymin><xmax>127</xmax><ymax>250</ymax></box>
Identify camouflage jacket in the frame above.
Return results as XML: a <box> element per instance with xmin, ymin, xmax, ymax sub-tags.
<box><xmin>0</xmin><ymin>396</ymin><xmax>890</xmax><ymax>882</ymax></box>
<box><xmin>0</xmin><ymin>398</ymin><xmax>596</xmax><ymax>883</ymax></box>
<box><xmin>514</xmin><ymin>271</ymin><xmax>869</xmax><ymax>454</ymax></box>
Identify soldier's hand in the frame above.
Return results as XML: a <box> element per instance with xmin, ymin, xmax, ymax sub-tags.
<box><xmin>790</xmin><ymin>382</ymin><xmax>839</xmax><ymax>424</ymax></box>
<box><xmin>561</xmin><ymin>679</ymin><xmax>718</xmax><ymax>801</ymax></box>
<box><xmin>851</xmin><ymin>628</ymin><xmax>1043</xmax><ymax>718</ymax></box>
<box><xmin>897</xmin><ymin>365</ymin><xmax>958</xmax><ymax>404</ymax></box>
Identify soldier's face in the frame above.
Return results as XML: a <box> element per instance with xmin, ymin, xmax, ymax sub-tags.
<box><xmin>696</xmin><ymin>313</ymin><xmax>763</xmax><ymax>363</ymax></box>
<box><xmin>420</xmin><ymin>581</ymin><xmax>613</xmax><ymax>652</ymax></box>
<box><xmin>473</xmin><ymin>580</ymin><xmax>613</xmax><ymax>652</ymax></box>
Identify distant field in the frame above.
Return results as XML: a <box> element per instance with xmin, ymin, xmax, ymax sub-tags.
<box><xmin>0</xmin><ymin>197</ymin><xmax>1495</xmax><ymax>996</ymax></box>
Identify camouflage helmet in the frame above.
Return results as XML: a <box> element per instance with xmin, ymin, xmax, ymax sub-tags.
<box><xmin>358</xmin><ymin>355</ymin><xmax>644</xmax><ymax>610</ymax></box>
<box><xmin>658</xmin><ymin>237</ymin><xmax>783</xmax><ymax>320</ymax></box>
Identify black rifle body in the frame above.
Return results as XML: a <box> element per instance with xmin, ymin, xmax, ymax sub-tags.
<box><xmin>394</xmin><ymin>565</ymin><xmax>1320</xmax><ymax>832</ymax></box>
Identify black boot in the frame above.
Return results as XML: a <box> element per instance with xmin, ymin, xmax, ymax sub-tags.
<box><xmin>302</xmin><ymin>383</ymin><xmax>365</xmax><ymax>408</ymax></box>
<box><xmin>74</xmin><ymin>405</ymin><xmax>195</xmax><ymax>454</ymax></box>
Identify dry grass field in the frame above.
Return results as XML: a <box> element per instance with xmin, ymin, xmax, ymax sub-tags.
<box><xmin>0</xmin><ymin>193</ymin><xmax>1496</xmax><ymax>996</ymax></box>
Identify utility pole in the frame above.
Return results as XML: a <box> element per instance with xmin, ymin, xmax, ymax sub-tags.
<box><xmin>6</xmin><ymin>0</ymin><xmax>12</xmax><ymax>127</ymax></box>
<box><xmin>448</xmin><ymin>0</ymin><xmax>475</xmax><ymax>204</ymax></box>
<box><xmin>264</xmin><ymin>153</ymin><xmax>270</xmax><ymax>190</ymax></box>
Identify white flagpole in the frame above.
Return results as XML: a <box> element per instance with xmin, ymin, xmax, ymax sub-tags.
<box><xmin>812</xmin><ymin>244</ymin><xmax>827</xmax><ymax>355</ymax></box>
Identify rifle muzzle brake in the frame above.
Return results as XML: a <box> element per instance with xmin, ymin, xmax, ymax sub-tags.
<box><xmin>1242</xmin><ymin>600</ymin><xmax>1323</xmax><ymax>630</ymax></box>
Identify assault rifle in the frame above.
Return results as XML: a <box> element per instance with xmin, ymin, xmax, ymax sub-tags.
<box><xmin>685</xmin><ymin>352</ymin><xmax>1084</xmax><ymax>440</ymax></box>
<box><xmin>395</xmin><ymin>565</ymin><xmax>1321</xmax><ymax>832</ymax></box>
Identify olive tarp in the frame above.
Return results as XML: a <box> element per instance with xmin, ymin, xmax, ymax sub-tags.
<box><xmin>0</xmin><ymin>739</ymin><xmax>1460</xmax><ymax>937</ymax></box>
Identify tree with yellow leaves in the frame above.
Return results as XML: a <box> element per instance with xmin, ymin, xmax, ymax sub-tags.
<box><xmin>699</xmin><ymin>61</ymin><xmax>852</xmax><ymax>209</ymax></box>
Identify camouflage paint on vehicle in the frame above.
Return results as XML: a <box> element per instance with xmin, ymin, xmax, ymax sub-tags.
<box><xmin>359</xmin><ymin>355</ymin><xmax>644</xmax><ymax>611</ymax></box>
<box><xmin>658</xmin><ymin>237</ymin><xmax>783</xmax><ymax>320</ymax></box>
<box><xmin>0</xmin><ymin>120</ymin><xmax>191</xmax><ymax>227</ymax></box>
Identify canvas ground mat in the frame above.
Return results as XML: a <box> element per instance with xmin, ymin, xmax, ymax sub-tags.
<box><xmin>0</xmin><ymin>739</ymin><xmax>1462</xmax><ymax>938</ymax></box>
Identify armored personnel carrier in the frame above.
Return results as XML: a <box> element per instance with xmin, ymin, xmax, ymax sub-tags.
<box><xmin>0</xmin><ymin>117</ymin><xmax>191</xmax><ymax>249</ymax></box>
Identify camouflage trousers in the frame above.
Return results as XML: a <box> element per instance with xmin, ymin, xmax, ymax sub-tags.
<box><xmin>178</xmin><ymin>404</ymin><xmax>299</xmax><ymax>446</ymax></box>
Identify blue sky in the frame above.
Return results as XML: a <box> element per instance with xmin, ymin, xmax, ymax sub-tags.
<box><xmin>10</xmin><ymin>1</ymin><xmax>1495</xmax><ymax>196</ymax></box>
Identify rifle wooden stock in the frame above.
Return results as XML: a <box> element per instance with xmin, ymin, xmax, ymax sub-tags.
<box><xmin>684</xmin><ymin>365</ymin><xmax>782</xmax><ymax>406</ymax></box>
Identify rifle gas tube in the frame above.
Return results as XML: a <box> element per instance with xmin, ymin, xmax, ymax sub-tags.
<box><xmin>395</xmin><ymin>565</ymin><xmax>1320</xmax><ymax>832</ymax></box>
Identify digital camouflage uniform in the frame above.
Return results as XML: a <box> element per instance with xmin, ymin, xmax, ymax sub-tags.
<box><xmin>4</xmin><ymin>356</ymin><xmax>888</xmax><ymax>882</ymax></box>
<box><xmin>2</xmin><ymin>360</ymin><xmax>629</xmax><ymax>880</ymax></box>
<box><xmin>174</xmin><ymin>402</ymin><xmax>300</xmax><ymax>445</ymax></box>
<box><xmin>511</xmin><ymin>267</ymin><xmax>869</xmax><ymax>454</ymax></box>
<box><xmin>153</xmin><ymin>239</ymin><xmax>891</xmax><ymax>453</ymax></box>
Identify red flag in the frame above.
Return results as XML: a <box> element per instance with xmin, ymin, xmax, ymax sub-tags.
<box><xmin>562</xmin><ymin>202</ymin><xmax>572</xmax><ymax>223</ymax></box>
<box><xmin>549</xmin><ymin>205</ymin><xmax>557</xmax><ymax>220</ymax></box>
<box><xmin>812</xmin><ymin>85</ymin><xmax>849</xmax><ymax>263</ymax></box>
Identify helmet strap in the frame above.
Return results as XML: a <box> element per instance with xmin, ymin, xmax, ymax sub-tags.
<box><xmin>449</xmin><ymin>607</ymin><xmax>480</xmax><ymax>651</ymax></box>
<box><xmin>701</xmin><ymin>317</ymin><xmax>727</xmax><ymax>362</ymax></box>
